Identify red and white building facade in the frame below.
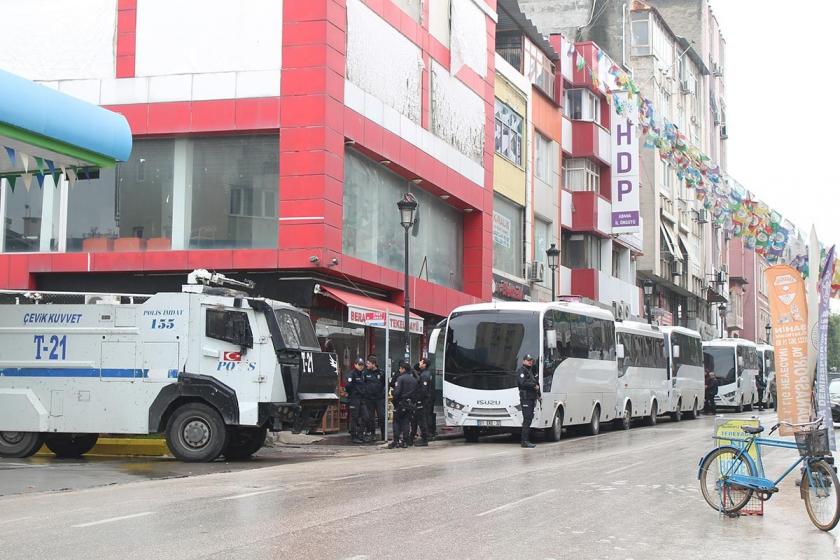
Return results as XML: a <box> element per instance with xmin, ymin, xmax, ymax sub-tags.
<box><xmin>0</xmin><ymin>0</ymin><xmax>500</xmax><ymax>366</ymax></box>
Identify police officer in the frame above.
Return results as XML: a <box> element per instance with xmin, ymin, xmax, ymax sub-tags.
<box><xmin>410</xmin><ymin>358</ymin><xmax>432</xmax><ymax>446</ymax></box>
<box><xmin>363</xmin><ymin>355</ymin><xmax>385</xmax><ymax>441</ymax></box>
<box><xmin>345</xmin><ymin>357</ymin><xmax>368</xmax><ymax>444</ymax></box>
<box><xmin>389</xmin><ymin>361</ymin><xmax>419</xmax><ymax>449</ymax></box>
<box><xmin>517</xmin><ymin>354</ymin><xmax>540</xmax><ymax>448</ymax></box>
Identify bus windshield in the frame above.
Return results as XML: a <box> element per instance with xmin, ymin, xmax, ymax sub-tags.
<box><xmin>444</xmin><ymin>310</ymin><xmax>540</xmax><ymax>391</ymax></box>
<box><xmin>704</xmin><ymin>346</ymin><xmax>736</xmax><ymax>384</ymax></box>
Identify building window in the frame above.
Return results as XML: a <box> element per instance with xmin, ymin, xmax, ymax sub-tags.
<box><xmin>496</xmin><ymin>32</ymin><xmax>523</xmax><ymax>72</ymax></box>
<box><xmin>561</xmin><ymin>231</ymin><xmax>601</xmax><ymax>270</ymax></box>
<box><xmin>187</xmin><ymin>136</ymin><xmax>278</xmax><ymax>249</ymax></box>
<box><xmin>612</xmin><ymin>245</ymin><xmax>622</xmax><ymax>279</ymax></box>
<box><xmin>523</xmin><ymin>39</ymin><xmax>556</xmax><ymax>99</ymax></box>
<box><xmin>343</xmin><ymin>149</ymin><xmax>464</xmax><ymax>290</ymax></box>
<box><xmin>66</xmin><ymin>168</ymin><xmax>119</xmax><ymax>252</ymax></box>
<box><xmin>493</xmin><ymin>194</ymin><xmax>524</xmax><ymax>278</ymax></box>
<box><xmin>535</xmin><ymin>132</ymin><xmax>557</xmax><ymax>187</ymax></box>
<box><xmin>2</xmin><ymin>176</ymin><xmax>61</xmax><ymax>252</ymax></box>
<box><xmin>564</xmin><ymin>89</ymin><xmax>600</xmax><ymax>122</ymax></box>
<box><xmin>563</xmin><ymin>158</ymin><xmax>600</xmax><ymax>192</ymax></box>
<box><xmin>534</xmin><ymin>218</ymin><xmax>551</xmax><ymax>276</ymax></box>
<box><xmin>494</xmin><ymin>99</ymin><xmax>523</xmax><ymax>166</ymax></box>
<box><xmin>660</xmin><ymin>159</ymin><xmax>672</xmax><ymax>195</ymax></box>
<box><xmin>758</xmin><ymin>263</ymin><xmax>768</xmax><ymax>296</ymax></box>
<box><xmin>630</xmin><ymin>12</ymin><xmax>651</xmax><ymax>56</ymax></box>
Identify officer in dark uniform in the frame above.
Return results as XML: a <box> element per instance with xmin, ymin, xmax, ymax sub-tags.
<box><xmin>389</xmin><ymin>361</ymin><xmax>419</xmax><ymax>449</ymax></box>
<box><xmin>517</xmin><ymin>354</ymin><xmax>540</xmax><ymax>448</ymax></box>
<box><xmin>410</xmin><ymin>358</ymin><xmax>432</xmax><ymax>446</ymax></box>
<box><xmin>345</xmin><ymin>357</ymin><xmax>368</xmax><ymax>444</ymax></box>
<box><xmin>365</xmin><ymin>355</ymin><xmax>386</xmax><ymax>440</ymax></box>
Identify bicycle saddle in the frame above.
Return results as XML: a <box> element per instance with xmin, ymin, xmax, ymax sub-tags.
<box><xmin>742</xmin><ymin>425</ymin><xmax>764</xmax><ymax>434</ymax></box>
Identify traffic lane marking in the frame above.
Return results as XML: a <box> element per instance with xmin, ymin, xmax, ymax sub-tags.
<box><xmin>72</xmin><ymin>511</ymin><xmax>154</xmax><ymax>528</ymax></box>
<box><xmin>331</xmin><ymin>474</ymin><xmax>366</xmax><ymax>481</ymax></box>
<box><xmin>476</xmin><ymin>489</ymin><xmax>557</xmax><ymax>517</ymax></box>
<box><xmin>604</xmin><ymin>461</ymin><xmax>644</xmax><ymax>475</ymax></box>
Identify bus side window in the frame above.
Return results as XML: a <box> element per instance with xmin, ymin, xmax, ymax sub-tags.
<box><xmin>603</xmin><ymin>321</ymin><xmax>616</xmax><ymax>361</ymax></box>
<box><xmin>588</xmin><ymin>317</ymin><xmax>604</xmax><ymax>360</ymax></box>
<box><xmin>553</xmin><ymin>311</ymin><xmax>572</xmax><ymax>359</ymax></box>
<box><xmin>570</xmin><ymin>315</ymin><xmax>589</xmax><ymax>359</ymax></box>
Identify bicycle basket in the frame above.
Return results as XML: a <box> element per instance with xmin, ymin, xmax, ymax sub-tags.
<box><xmin>794</xmin><ymin>427</ymin><xmax>831</xmax><ymax>457</ymax></box>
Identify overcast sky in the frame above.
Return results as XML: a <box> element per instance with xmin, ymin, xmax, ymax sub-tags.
<box><xmin>709</xmin><ymin>1</ymin><xmax>839</xmax><ymax>249</ymax></box>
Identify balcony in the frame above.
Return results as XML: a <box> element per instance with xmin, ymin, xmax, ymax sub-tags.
<box><xmin>569</xmin><ymin>191</ymin><xmax>610</xmax><ymax>235</ymax></box>
<box><xmin>571</xmin><ymin>120</ymin><xmax>610</xmax><ymax>164</ymax></box>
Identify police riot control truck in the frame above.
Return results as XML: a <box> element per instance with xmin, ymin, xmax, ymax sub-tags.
<box><xmin>0</xmin><ymin>270</ymin><xmax>339</xmax><ymax>462</ymax></box>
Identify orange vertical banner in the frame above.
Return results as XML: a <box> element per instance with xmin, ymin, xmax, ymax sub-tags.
<box><xmin>766</xmin><ymin>265</ymin><xmax>812</xmax><ymax>435</ymax></box>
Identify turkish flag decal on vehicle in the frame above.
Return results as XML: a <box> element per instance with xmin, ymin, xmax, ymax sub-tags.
<box><xmin>222</xmin><ymin>351</ymin><xmax>242</xmax><ymax>362</ymax></box>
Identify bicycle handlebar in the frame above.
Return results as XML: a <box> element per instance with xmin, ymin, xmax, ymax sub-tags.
<box><xmin>769</xmin><ymin>417</ymin><xmax>824</xmax><ymax>435</ymax></box>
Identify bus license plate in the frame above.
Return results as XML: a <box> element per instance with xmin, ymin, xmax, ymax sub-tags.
<box><xmin>478</xmin><ymin>420</ymin><xmax>501</xmax><ymax>427</ymax></box>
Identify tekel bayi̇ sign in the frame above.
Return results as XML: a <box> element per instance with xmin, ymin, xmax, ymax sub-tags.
<box><xmin>766</xmin><ymin>265</ymin><xmax>811</xmax><ymax>436</ymax></box>
<box><xmin>611</xmin><ymin>91</ymin><xmax>640</xmax><ymax>233</ymax></box>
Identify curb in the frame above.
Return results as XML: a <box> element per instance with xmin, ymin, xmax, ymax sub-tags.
<box><xmin>36</xmin><ymin>437</ymin><xmax>170</xmax><ymax>458</ymax></box>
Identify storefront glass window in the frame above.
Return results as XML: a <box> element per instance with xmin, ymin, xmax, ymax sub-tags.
<box><xmin>188</xmin><ymin>136</ymin><xmax>278</xmax><ymax>249</ymax></box>
<box><xmin>343</xmin><ymin>149</ymin><xmax>463</xmax><ymax>290</ymax></box>
<box><xmin>66</xmin><ymin>168</ymin><xmax>118</xmax><ymax>252</ymax></box>
<box><xmin>3</xmin><ymin>176</ymin><xmax>60</xmax><ymax>252</ymax></box>
<box><xmin>117</xmin><ymin>139</ymin><xmax>175</xmax><ymax>245</ymax></box>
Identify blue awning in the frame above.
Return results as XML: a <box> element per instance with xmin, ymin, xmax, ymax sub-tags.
<box><xmin>0</xmin><ymin>68</ymin><xmax>132</xmax><ymax>177</ymax></box>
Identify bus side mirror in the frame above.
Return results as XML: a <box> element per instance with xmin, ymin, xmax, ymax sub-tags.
<box><xmin>673</xmin><ymin>345</ymin><xmax>680</xmax><ymax>359</ymax></box>
<box><xmin>546</xmin><ymin>329</ymin><xmax>557</xmax><ymax>350</ymax></box>
<box><xmin>616</xmin><ymin>344</ymin><xmax>625</xmax><ymax>360</ymax></box>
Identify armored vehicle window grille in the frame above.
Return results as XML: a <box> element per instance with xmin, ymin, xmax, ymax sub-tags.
<box><xmin>206</xmin><ymin>309</ymin><xmax>253</xmax><ymax>348</ymax></box>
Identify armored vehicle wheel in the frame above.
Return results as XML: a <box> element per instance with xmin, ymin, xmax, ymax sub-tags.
<box><xmin>223</xmin><ymin>426</ymin><xmax>267</xmax><ymax>460</ymax></box>
<box><xmin>0</xmin><ymin>432</ymin><xmax>43</xmax><ymax>458</ymax></box>
<box><xmin>45</xmin><ymin>433</ymin><xmax>99</xmax><ymax>458</ymax></box>
<box><xmin>165</xmin><ymin>402</ymin><xmax>228</xmax><ymax>462</ymax></box>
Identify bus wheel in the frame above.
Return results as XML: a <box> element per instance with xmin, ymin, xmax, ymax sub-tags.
<box><xmin>614</xmin><ymin>403</ymin><xmax>631</xmax><ymax>431</ymax></box>
<box><xmin>222</xmin><ymin>427</ymin><xmax>267</xmax><ymax>461</ymax></box>
<box><xmin>0</xmin><ymin>432</ymin><xmax>43</xmax><ymax>459</ymax></box>
<box><xmin>165</xmin><ymin>402</ymin><xmax>228</xmax><ymax>462</ymax></box>
<box><xmin>670</xmin><ymin>401</ymin><xmax>682</xmax><ymax>422</ymax></box>
<box><xmin>463</xmin><ymin>427</ymin><xmax>480</xmax><ymax>443</ymax></box>
<box><xmin>585</xmin><ymin>406</ymin><xmax>601</xmax><ymax>436</ymax></box>
<box><xmin>644</xmin><ymin>401</ymin><xmax>658</xmax><ymax>427</ymax></box>
<box><xmin>545</xmin><ymin>409</ymin><xmax>563</xmax><ymax>442</ymax></box>
<box><xmin>45</xmin><ymin>434</ymin><xmax>99</xmax><ymax>458</ymax></box>
<box><xmin>686</xmin><ymin>399</ymin><xmax>699</xmax><ymax>420</ymax></box>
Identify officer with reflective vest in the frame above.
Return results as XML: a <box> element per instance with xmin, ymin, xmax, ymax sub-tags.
<box><xmin>345</xmin><ymin>357</ymin><xmax>368</xmax><ymax>444</ymax></box>
<box><xmin>517</xmin><ymin>354</ymin><xmax>540</xmax><ymax>448</ymax></box>
<box><xmin>389</xmin><ymin>361</ymin><xmax>419</xmax><ymax>449</ymax></box>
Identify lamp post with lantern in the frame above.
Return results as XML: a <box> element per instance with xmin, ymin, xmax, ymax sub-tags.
<box><xmin>397</xmin><ymin>193</ymin><xmax>418</xmax><ymax>360</ymax></box>
<box><xmin>643</xmin><ymin>279</ymin><xmax>655</xmax><ymax>324</ymax></box>
<box><xmin>546</xmin><ymin>243</ymin><xmax>560</xmax><ymax>301</ymax></box>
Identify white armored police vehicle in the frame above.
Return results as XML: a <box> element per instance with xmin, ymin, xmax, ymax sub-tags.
<box><xmin>0</xmin><ymin>270</ymin><xmax>339</xmax><ymax>462</ymax></box>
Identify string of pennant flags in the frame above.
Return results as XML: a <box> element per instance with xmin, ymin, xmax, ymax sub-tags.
<box><xmin>568</xmin><ymin>44</ymin><xmax>840</xmax><ymax>293</ymax></box>
<box><xmin>0</xmin><ymin>143</ymin><xmax>94</xmax><ymax>192</ymax></box>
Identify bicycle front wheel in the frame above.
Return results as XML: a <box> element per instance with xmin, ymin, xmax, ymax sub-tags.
<box><xmin>803</xmin><ymin>460</ymin><xmax>840</xmax><ymax>531</ymax></box>
<box><xmin>699</xmin><ymin>446</ymin><xmax>755</xmax><ymax>514</ymax></box>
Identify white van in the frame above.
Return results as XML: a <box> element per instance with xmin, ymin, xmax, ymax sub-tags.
<box><xmin>661</xmin><ymin>326</ymin><xmax>704</xmax><ymax>420</ymax></box>
<box><xmin>703</xmin><ymin>338</ymin><xmax>759</xmax><ymax>412</ymax></box>
<box><xmin>615</xmin><ymin>322</ymin><xmax>668</xmax><ymax>426</ymax></box>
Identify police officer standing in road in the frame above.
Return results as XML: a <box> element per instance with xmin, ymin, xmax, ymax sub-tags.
<box><xmin>364</xmin><ymin>355</ymin><xmax>386</xmax><ymax>441</ymax></box>
<box><xmin>517</xmin><ymin>354</ymin><xmax>540</xmax><ymax>448</ymax></box>
<box><xmin>345</xmin><ymin>357</ymin><xmax>368</xmax><ymax>444</ymax></box>
<box><xmin>389</xmin><ymin>361</ymin><xmax>419</xmax><ymax>449</ymax></box>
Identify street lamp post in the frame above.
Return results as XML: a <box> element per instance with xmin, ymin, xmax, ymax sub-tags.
<box><xmin>765</xmin><ymin>322</ymin><xmax>772</xmax><ymax>345</ymax></box>
<box><xmin>718</xmin><ymin>303</ymin><xmax>728</xmax><ymax>338</ymax></box>
<box><xmin>546</xmin><ymin>243</ymin><xmax>560</xmax><ymax>301</ymax></box>
<box><xmin>643</xmin><ymin>279</ymin><xmax>655</xmax><ymax>324</ymax></box>
<box><xmin>397</xmin><ymin>193</ymin><xmax>418</xmax><ymax>360</ymax></box>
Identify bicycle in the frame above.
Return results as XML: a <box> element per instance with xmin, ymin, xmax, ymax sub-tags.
<box><xmin>697</xmin><ymin>417</ymin><xmax>840</xmax><ymax>531</ymax></box>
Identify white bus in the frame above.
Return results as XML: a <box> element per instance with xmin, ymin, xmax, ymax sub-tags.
<box><xmin>614</xmin><ymin>322</ymin><xmax>668</xmax><ymax>427</ymax></box>
<box><xmin>437</xmin><ymin>301</ymin><xmax>618</xmax><ymax>442</ymax></box>
<box><xmin>757</xmin><ymin>344</ymin><xmax>775</xmax><ymax>408</ymax></box>
<box><xmin>702</xmin><ymin>338</ymin><xmax>759</xmax><ymax>412</ymax></box>
<box><xmin>661</xmin><ymin>326</ymin><xmax>704</xmax><ymax>420</ymax></box>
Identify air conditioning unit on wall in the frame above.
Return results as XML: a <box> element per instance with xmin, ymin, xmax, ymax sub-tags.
<box><xmin>525</xmin><ymin>261</ymin><xmax>545</xmax><ymax>283</ymax></box>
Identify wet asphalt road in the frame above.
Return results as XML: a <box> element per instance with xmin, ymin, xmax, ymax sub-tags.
<box><xmin>1</xmin><ymin>410</ymin><xmax>838</xmax><ymax>560</ymax></box>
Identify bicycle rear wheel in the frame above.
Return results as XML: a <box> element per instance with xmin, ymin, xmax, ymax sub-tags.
<box><xmin>803</xmin><ymin>460</ymin><xmax>840</xmax><ymax>531</ymax></box>
<box><xmin>699</xmin><ymin>446</ymin><xmax>755</xmax><ymax>513</ymax></box>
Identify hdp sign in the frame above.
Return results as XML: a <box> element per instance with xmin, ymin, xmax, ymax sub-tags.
<box><xmin>611</xmin><ymin>90</ymin><xmax>640</xmax><ymax>233</ymax></box>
